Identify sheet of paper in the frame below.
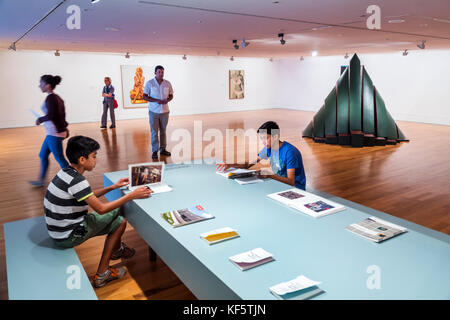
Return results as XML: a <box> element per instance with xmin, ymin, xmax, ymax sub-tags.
<box><xmin>235</xmin><ymin>176</ymin><xmax>263</xmax><ymax>185</ymax></box>
<box><xmin>229</xmin><ymin>248</ymin><xmax>272</xmax><ymax>264</ymax></box>
<box><xmin>270</xmin><ymin>275</ymin><xmax>321</xmax><ymax>295</ymax></box>
<box><xmin>29</xmin><ymin>108</ymin><xmax>42</xmax><ymax>118</ymax></box>
<box><xmin>149</xmin><ymin>183</ymin><xmax>172</xmax><ymax>194</ymax></box>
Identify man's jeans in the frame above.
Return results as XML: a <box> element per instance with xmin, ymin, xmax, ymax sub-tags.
<box><xmin>149</xmin><ymin>111</ymin><xmax>169</xmax><ymax>152</ymax></box>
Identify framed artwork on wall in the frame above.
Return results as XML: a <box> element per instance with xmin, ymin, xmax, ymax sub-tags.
<box><xmin>229</xmin><ymin>70</ymin><xmax>245</xmax><ymax>99</ymax></box>
<box><xmin>120</xmin><ymin>65</ymin><xmax>152</xmax><ymax>108</ymax></box>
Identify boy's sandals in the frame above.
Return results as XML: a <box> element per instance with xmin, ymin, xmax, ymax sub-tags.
<box><xmin>93</xmin><ymin>266</ymin><xmax>126</xmax><ymax>288</ymax></box>
<box><xmin>111</xmin><ymin>242</ymin><xmax>135</xmax><ymax>260</ymax></box>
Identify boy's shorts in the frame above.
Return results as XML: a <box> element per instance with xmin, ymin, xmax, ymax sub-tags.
<box><xmin>53</xmin><ymin>208</ymin><xmax>123</xmax><ymax>248</ymax></box>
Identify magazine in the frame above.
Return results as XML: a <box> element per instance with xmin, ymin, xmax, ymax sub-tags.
<box><xmin>200</xmin><ymin>227</ymin><xmax>240</xmax><ymax>245</ymax></box>
<box><xmin>216</xmin><ymin>167</ymin><xmax>259</xmax><ymax>179</ymax></box>
<box><xmin>346</xmin><ymin>216</ymin><xmax>407</xmax><ymax>242</ymax></box>
<box><xmin>267</xmin><ymin>188</ymin><xmax>346</xmax><ymax>218</ymax></box>
<box><xmin>161</xmin><ymin>205</ymin><xmax>214</xmax><ymax>228</ymax></box>
<box><xmin>269</xmin><ymin>275</ymin><xmax>324</xmax><ymax>300</ymax></box>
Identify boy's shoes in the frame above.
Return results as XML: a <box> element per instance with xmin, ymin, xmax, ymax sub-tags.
<box><xmin>111</xmin><ymin>242</ymin><xmax>136</xmax><ymax>260</ymax></box>
<box><xmin>93</xmin><ymin>266</ymin><xmax>127</xmax><ymax>288</ymax></box>
<box><xmin>100</xmin><ymin>126</ymin><xmax>107</xmax><ymax>129</ymax></box>
<box><xmin>109</xmin><ymin>125</ymin><xmax>116</xmax><ymax>129</ymax></box>
<box><xmin>29</xmin><ymin>180</ymin><xmax>44</xmax><ymax>187</ymax></box>
<box><xmin>152</xmin><ymin>151</ymin><xmax>158</xmax><ymax>159</ymax></box>
<box><xmin>160</xmin><ymin>149</ymin><xmax>171</xmax><ymax>156</ymax></box>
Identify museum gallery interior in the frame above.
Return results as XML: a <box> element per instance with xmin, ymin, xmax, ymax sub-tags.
<box><xmin>0</xmin><ymin>0</ymin><xmax>449</xmax><ymax>302</ymax></box>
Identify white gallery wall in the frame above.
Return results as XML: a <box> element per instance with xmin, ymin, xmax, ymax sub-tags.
<box><xmin>0</xmin><ymin>50</ymin><xmax>278</xmax><ymax>129</ymax></box>
<box><xmin>275</xmin><ymin>50</ymin><xmax>450</xmax><ymax>126</ymax></box>
<box><xmin>0</xmin><ymin>49</ymin><xmax>449</xmax><ymax>129</ymax></box>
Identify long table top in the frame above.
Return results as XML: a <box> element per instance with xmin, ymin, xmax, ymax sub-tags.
<box><xmin>104</xmin><ymin>163</ymin><xmax>450</xmax><ymax>299</ymax></box>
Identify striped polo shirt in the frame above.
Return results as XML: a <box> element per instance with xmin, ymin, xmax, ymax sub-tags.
<box><xmin>44</xmin><ymin>166</ymin><xmax>93</xmax><ymax>240</ymax></box>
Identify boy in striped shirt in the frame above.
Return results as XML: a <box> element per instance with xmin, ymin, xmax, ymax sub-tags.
<box><xmin>44</xmin><ymin>135</ymin><xmax>152</xmax><ymax>288</ymax></box>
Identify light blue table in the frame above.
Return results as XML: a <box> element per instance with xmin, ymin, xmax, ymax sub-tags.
<box><xmin>103</xmin><ymin>163</ymin><xmax>450</xmax><ymax>300</ymax></box>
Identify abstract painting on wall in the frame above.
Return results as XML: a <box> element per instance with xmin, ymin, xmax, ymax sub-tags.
<box><xmin>120</xmin><ymin>65</ymin><xmax>152</xmax><ymax>108</ymax></box>
<box><xmin>229</xmin><ymin>70</ymin><xmax>245</xmax><ymax>99</ymax></box>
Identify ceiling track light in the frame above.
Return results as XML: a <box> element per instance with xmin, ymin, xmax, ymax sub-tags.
<box><xmin>230</xmin><ymin>56</ymin><xmax>234</xmax><ymax>61</ymax></box>
<box><xmin>125</xmin><ymin>52</ymin><xmax>130</xmax><ymax>58</ymax></box>
<box><xmin>241</xmin><ymin>38</ymin><xmax>250</xmax><ymax>48</ymax></box>
<box><xmin>417</xmin><ymin>40</ymin><xmax>426</xmax><ymax>49</ymax></box>
<box><xmin>54</xmin><ymin>49</ymin><xmax>60</xmax><ymax>56</ymax></box>
<box><xmin>232</xmin><ymin>39</ymin><xmax>239</xmax><ymax>50</ymax></box>
<box><xmin>278</xmin><ymin>33</ymin><xmax>286</xmax><ymax>45</ymax></box>
<box><xmin>402</xmin><ymin>49</ymin><xmax>409</xmax><ymax>56</ymax></box>
<box><xmin>91</xmin><ymin>0</ymin><xmax>101</xmax><ymax>3</ymax></box>
<box><xmin>182</xmin><ymin>54</ymin><xmax>187</xmax><ymax>60</ymax></box>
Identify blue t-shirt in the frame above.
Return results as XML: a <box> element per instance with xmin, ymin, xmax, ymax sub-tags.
<box><xmin>258</xmin><ymin>141</ymin><xmax>306</xmax><ymax>190</ymax></box>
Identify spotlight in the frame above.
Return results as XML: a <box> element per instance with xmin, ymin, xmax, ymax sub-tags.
<box><xmin>402</xmin><ymin>49</ymin><xmax>409</xmax><ymax>56</ymax></box>
<box><xmin>278</xmin><ymin>33</ymin><xmax>286</xmax><ymax>45</ymax></box>
<box><xmin>417</xmin><ymin>40</ymin><xmax>426</xmax><ymax>49</ymax></box>
<box><xmin>230</xmin><ymin>56</ymin><xmax>234</xmax><ymax>61</ymax></box>
<box><xmin>9</xmin><ymin>42</ymin><xmax>16</xmax><ymax>51</ymax></box>
<box><xmin>54</xmin><ymin>50</ymin><xmax>60</xmax><ymax>56</ymax></box>
<box><xmin>232</xmin><ymin>39</ymin><xmax>239</xmax><ymax>50</ymax></box>
<box><xmin>91</xmin><ymin>0</ymin><xmax>101</xmax><ymax>3</ymax></box>
<box><xmin>311</xmin><ymin>50</ymin><xmax>318</xmax><ymax>57</ymax></box>
<box><xmin>125</xmin><ymin>52</ymin><xmax>130</xmax><ymax>58</ymax></box>
<box><xmin>344</xmin><ymin>53</ymin><xmax>349</xmax><ymax>59</ymax></box>
<box><xmin>241</xmin><ymin>38</ymin><xmax>250</xmax><ymax>48</ymax></box>
<box><xmin>182</xmin><ymin>54</ymin><xmax>187</xmax><ymax>60</ymax></box>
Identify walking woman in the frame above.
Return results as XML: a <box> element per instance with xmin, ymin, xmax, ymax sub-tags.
<box><xmin>100</xmin><ymin>76</ymin><xmax>116</xmax><ymax>129</ymax></box>
<box><xmin>29</xmin><ymin>75</ymin><xmax>69</xmax><ymax>187</ymax></box>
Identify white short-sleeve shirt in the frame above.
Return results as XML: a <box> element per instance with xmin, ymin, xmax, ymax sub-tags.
<box><xmin>143</xmin><ymin>78</ymin><xmax>174</xmax><ymax>113</ymax></box>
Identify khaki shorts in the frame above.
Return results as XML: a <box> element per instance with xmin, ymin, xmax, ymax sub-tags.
<box><xmin>53</xmin><ymin>208</ymin><xmax>123</xmax><ymax>248</ymax></box>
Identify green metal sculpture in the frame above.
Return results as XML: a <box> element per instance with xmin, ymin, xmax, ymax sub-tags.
<box><xmin>302</xmin><ymin>54</ymin><xmax>408</xmax><ymax>147</ymax></box>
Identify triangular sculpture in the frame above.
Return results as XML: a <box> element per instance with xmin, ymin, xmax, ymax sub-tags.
<box><xmin>302</xmin><ymin>54</ymin><xmax>409</xmax><ymax>147</ymax></box>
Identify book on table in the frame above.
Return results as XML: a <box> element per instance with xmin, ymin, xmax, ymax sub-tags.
<box><xmin>216</xmin><ymin>167</ymin><xmax>260</xmax><ymax>180</ymax></box>
<box><xmin>229</xmin><ymin>248</ymin><xmax>274</xmax><ymax>271</ymax></box>
<box><xmin>267</xmin><ymin>188</ymin><xmax>346</xmax><ymax>218</ymax></box>
<box><xmin>200</xmin><ymin>227</ymin><xmax>240</xmax><ymax>245</ymax></box>
<box><xmin>346</xmin><ymin>216</ymin><xmax>407</xmax><ymax>242</ymax></box>
<box><xmin>161</xmin><ymin>205</ymin><xmax>214</xmax><ymax>228</ymax></box>
<box><xmin>269</xmin><ymin>275</ymin><xmax>324</xmax><ymax>300</ymax></box>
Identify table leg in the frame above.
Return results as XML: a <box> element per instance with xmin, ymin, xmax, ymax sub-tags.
<box><xmin>148</xmin><ymin>246</ymin><xmax>157</xmax><ymax>262</ymax></box>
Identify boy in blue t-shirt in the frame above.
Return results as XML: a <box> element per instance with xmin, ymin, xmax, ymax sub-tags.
<box><xmin>217</xmin><ymin>121</ymin><xmax>306</xmax><ymax>190</ymax></box>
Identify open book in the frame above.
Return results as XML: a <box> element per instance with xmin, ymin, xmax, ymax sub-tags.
<box><xmin>267</xmin><ymin>188</ymin><xmax>346</xmax><ymax>218</ymax></box>
<box><xmin>200</xmin><ymin>227</ymin><xmax>240</xmax><ymax>245</ymax></box>
<box><xmin>346</xmin><ymin>216</ymin><xmax>407</xmax><ymax>242</ymax></box>
<box><xmin>229</xmin><ymin>248</ymin><xmax>274</xmax><ymax>271</ymax></box>
<box><xmin>161</xmin><ymin>205</ymin><xmax>214</xmax><ymax>228</ymax></box>
<box><xmin>269</xmin><ymin>275</ymin><xmax>324</xmax><ymax>300</ymax></box>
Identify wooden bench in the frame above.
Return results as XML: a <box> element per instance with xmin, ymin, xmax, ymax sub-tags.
<box><xmin>4</xmin><ymin>216</ymin><xmax>97</xmax><ymax>300</ymax></box>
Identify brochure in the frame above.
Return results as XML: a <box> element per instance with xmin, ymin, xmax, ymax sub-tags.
<box><xmin>269</xmin><ymin>275</ymin><xmax>324</xmax><ymax>300</ymax></box>
<box><xmin>267</xmin><ymin>188</ymin><xmax>346</xmax><ymax>218</ymax></box>
<box><xmin>346</xmin><ymin>216</ymin><xmax>407</xmax><ymax>242</ymax></box>
<box><xmin>161</xmin><ymin>205</ymin><xmax>214</xmax><ymax>228</ymax></box>
<box><xmin>229</xmin><ymin>248</ymin><xmax>274</xmax><ymax>271</ymax></box>
<box><xmin>200</xmin><ymin>227</ymin><xmax>240</xmax><ymax>245</ymax></box>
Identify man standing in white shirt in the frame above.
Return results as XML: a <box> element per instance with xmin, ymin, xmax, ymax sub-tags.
<box><xmin>143</xmin><ymin>65</ymin><xmax>174</xmax><ymax>159</ymax></box>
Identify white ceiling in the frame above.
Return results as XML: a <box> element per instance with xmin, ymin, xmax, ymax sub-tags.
<box><xmin>1</xmin><ymin>0</ymin><xmax>449</xmax><ymax>57</ymax></box>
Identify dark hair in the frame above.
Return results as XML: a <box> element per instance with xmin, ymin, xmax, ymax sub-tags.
<box><xmin>155</xmin><ymin>65</ymin><xmax>164</xmax><ymax>73</ymax></box>
<box><xmin>66</xmin><ymin>136</ymin><xmax>100</xmax><ymax>164</ymax></box>
<box><xmin>257</xmin><ymin>121</ymin><xmax>280</xmax><ymax>135</ymax></box>
<box><xmin>40</xmin><ymin>75</ymin><xmax>62</xmax><ymax>89</ymax></box>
